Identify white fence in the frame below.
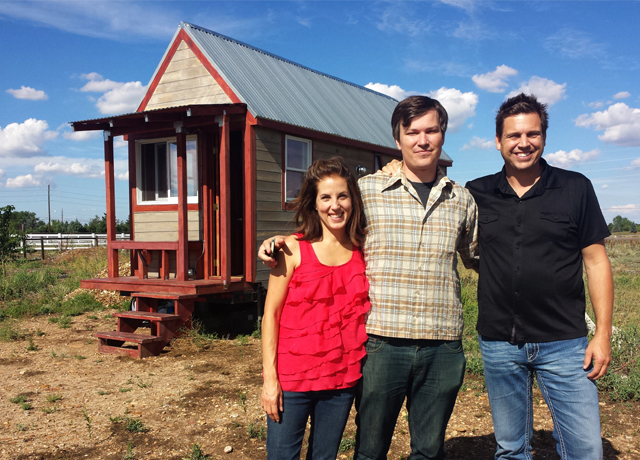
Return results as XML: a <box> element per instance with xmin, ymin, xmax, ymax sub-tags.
<box><xmin>23</xmin><ymin>233</ymin><xmax>130</xmax><ymax>252</ymax></box>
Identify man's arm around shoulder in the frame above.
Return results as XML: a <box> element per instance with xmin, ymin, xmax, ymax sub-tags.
<box><xmin>582</xmin><ymin>240</ymin><xmax>614</xmax><ymax>380</ymax></box>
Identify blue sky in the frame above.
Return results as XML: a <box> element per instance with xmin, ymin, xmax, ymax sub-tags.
<box><xmin>1</xmin><ymin>0</ymin><xmax>639</xmax><ymax>226</ymax></box>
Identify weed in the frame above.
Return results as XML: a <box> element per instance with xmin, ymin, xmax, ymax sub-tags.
<box><xmin>36</xmin><ymin>329</ymin><xmax>45</xmax><ymax>336</ymax></box>
<box><xmin>98</xmin><ymin>390</ymin><xmax>111</xmax><ymax>396</ymax></box>
<box><xmin>16</xmin><ymin>424</ymin><xmax>28</xmax><ymax>432</ymax></box>
<box><xmin>109</xmin><ymin>416</ymin><xmax>123</xmax><ymax>424</ymax></box>
<box><xmin>21</xmin><ymin>401</ymin><xmax>32</xmax><ymax>410</ymax></box>
<box><xmin>248</xmin><ymin>422</ymin><xmax>266</xmax><ymax>440</ymax></box>
<box><xmin>123</xmin><ymin>417</ymin><xmax>147</xmax><ymax>433</ymax></box>
<box><xmin>239</xmin><ymin>390</ymin><xmax>247</xmax><ymax>412</ymax></box>
<box><xmin>183</xmin><ymin>443</ymin><xmax>207</xmax><ymax>460</ymax></box>
<box><xmin>126</xmin><ymin>378</ymin><xmax>134</xmax><ymax>385</ymax></box>
<box><xmin>236</xmin><ymin>334</ymin><xmax>249</xmax><ymax>346</ymax></box>
<box><xmin>137</xmin><ymin>379</ymin><xmax>152</xmax><ymax>389</ymax></box>
<box><xmin>87</xmin><ymin>315</ymin><xmax>98</xmax><ymax>320</ymax></box>
<box><xmin>50</xmin><ymin>350</ymin><xmax>57</xmax><ymax>358</ymax></box>
<box><xmin>82</xmin><ymin>408</ymin><xmax>92</xmax><ymax>438</ymax></box>
<box><xmin>251</xmin><ymin>319</ymin><xmax>262</xmax><ymax>339</ymax></box>
<box><xmin>42</xmin><ymin>404</ymin><xmax>58</xmax><ymax>414</ymax></box>
<box><xmin>47</xmin><ymin>394</ymin><xmax>62</xmax><ymax>403</ymax></box>
<box><xmin>0</xmin><ymin>321</ymin><xmax>26</xmax><ymax>342</ymax></box>
<box><xmin>75</xmin><ymin>355</ymin><xmax>86</xmax><ymax>360</ymax></box>
<box><xmin>10</xmin><ymin>395</ymin><xmax>27</xmax><ymax>404</ymax></box>
<box><xmin>57</xmin><ymin>316</ymin><xmax>71</xmax><ymax>329</ymax></box>
<box><xmin>339</xmin><ymin>434</ymin><xmax>356</xmax><ymax>453</ymax></box>
<box><xmin>119</xmin><ymin>388</ymin><xmax>132</xmax><ymax>393</ymax></box>
<box><xmin>123</xmin><ymin>441</ymin><xmax>136</xmax><ymax>460</ymax></box>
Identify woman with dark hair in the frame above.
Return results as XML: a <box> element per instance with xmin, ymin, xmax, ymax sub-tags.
<box><xmin>261</xmin><ymin>157</ymin><xmax>370</xmax><ymax>460</ymax></box>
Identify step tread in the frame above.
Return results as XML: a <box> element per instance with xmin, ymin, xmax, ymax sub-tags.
<box><xmin>131</xmin><ymin>292</ymin><xmax>200</xmax><ymax>300</ymax></box>
<box><xmin>114</xmin><ymin>311</ymin><xmax>181</xmax><ymax>321</ymax></box>
<box><xmin>94</xmin><ymin>331</ymin><xmax>164</xmax><ymax>343</ymax></box>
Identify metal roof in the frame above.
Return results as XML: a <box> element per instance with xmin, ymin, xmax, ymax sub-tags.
<box><xmin>178</xmin><ymin>22</ymin><xmax>452</xmax><ymax>163</ymax></box>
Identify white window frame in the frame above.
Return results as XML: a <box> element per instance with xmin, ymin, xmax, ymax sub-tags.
<box><xmin>136</xmin><ymin>135</ymin><xmax>199</xmax><ymax>205</ymax></box>
<box><xmin>284</xmin><ymin>135</ymin><xmax>312</xmax><ymax>202</ymax></box>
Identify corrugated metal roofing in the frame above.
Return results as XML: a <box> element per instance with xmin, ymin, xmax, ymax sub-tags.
<box><xmin>179</xmin><ymin>22</ymin><xmax>452</xmax><ymax>163</ymax></box>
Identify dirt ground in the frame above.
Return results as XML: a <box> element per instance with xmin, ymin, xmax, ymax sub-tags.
<box><xmin>1</xmin><ymin>309</ymin><xmax>639</xmax><ymax>460</ymax></box>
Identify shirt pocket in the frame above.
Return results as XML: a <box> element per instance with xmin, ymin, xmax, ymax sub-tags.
<box><xmin>478</xmin><ymin>212</ymin><xmax>500</xmax><ymax>242</ymax></box>
<box><xmin>539</xmin><ymin>211</ymin><xmax>571</xmax><ymax>242</ymax></box>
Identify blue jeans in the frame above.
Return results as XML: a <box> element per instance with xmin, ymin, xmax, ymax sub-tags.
<box><xmin>354</xmin><ymin>336</ymin><xmax>466</xmax><ymax>460</ymax></box>
<box><xmin>479</xmin><ymin>336</ymin><xmax>603</xmax><ymax>460</ymax></box>
<box><xmin>266</xmin><ymin>387</ymin><xmax>355</xmax><ymax>460</ymax></box>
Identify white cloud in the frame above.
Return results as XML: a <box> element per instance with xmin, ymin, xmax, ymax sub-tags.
<box><xmin>461</xmin><ymin>136</ymin><xmax>494</xmax><ymax>150</ymax></box>
<box><xmin>117</xmin><ymin>171</ymin><xmax>129</xmax><ymax>181</ymax></box>
<box><xmin>365</xmin><ymin>83</ymin><xmax>411</xmax><ymax>101</ymax></box>
<box><xmin>0</xmin><ymin>169</ymin><xmax>5</xmax><ymax>179</ymax></box>
<box><xmin>575</xmin><ymin>103</ymin><xmax>640</xmax><ymax>146</ymax></box>
<box><xmin>630</xmin><ymin>158</ymin><xmax>640</xmax><ymax>169</ymax></box>
<box><xmin>80</xmin><ymin>73</ymin><xmax>123</xmax><ymax>93</ymax></box>
<box><xmin>0</xmin><ymin>119</ymin><xmax>58</xmax><ymax>157</ymax></box>
<box><xmin>544</xmin><ymin>148</ymin><xmax>600</xmax><ymax>169</ymax></box>
<box><xmin>609</xmin><ymin>204</ymin><xmax>640</xmax><ymax>213</ymax></box>
<box><xmin>428</xmin><ymin>87</ymin><xmax>478</xmax><ymax>133</ymax></box>
<box><xmin>588</xmin><ymin>101</ymin><xmax>604</xmax><ymax>109</ymax></box>
<box><xmin>613</xmin><ymin>91</ymin><xmax>631</xmax><ymax>100</ymax></box>
<box><xmin>472</xmin><ymin>65</ymin><xmax>518</xmax><ymax>93</ymax></box>
<box><xmin>34</xmin><ymin>157</ymin><xmax>105</xmax><ymax>179</ymax></box>
<box><xmin>114</xmin><ymin>137</ymin><xmax>128</xmax><ymax>149</ymax></box>
<box><xmin>601</xmin><ymin>184</ymin><xmax>608</xmax><ymax>189</ymax></box>
<box><xmin>96</xmin><ymin>81</ymin><xmax>147</xmax><ymax>115</ymax></box>
<box><xmin>6</xmin><ymin>174</ymin><xmax>43</xmax><ymax>188</ymax></box>
<box><xmin>6</xmin><ymin>86</ymin><xmax>48</xmax><ymax>100</ymax></box>
<box><xmin>451</xmin><ymin>21</ymin><xmax>495</xmax><ymax>41</ymax></box>
<box><xmin>507</xmin><ymin>77</ymin><xmax>566</xmax><ymax>107</ymax></box>
<box><xmin>365</xmin><ymin>84</ymin><xmax>478</xmax><ymax>132</ymax></box>
<box><xmin>62</xmin><ymin>130</ymin><xmax>101</xmax><ymax>141</ymax></box>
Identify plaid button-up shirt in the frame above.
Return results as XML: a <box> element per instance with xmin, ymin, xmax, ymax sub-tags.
<box><xmin>359</xmin><ymin>167</ymin><xmax>479</xmax><ymax>340</ymax></box>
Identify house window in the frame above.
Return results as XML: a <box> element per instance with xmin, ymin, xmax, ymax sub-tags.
<box><xmin>138</xmin><ymin>137</ymin><xmax>198</xmax><ymax>204</ymax></box>
<box><xmin>285</xmin><ymin>135</ymin><xmax>311</xmax><ymax>202</ymax></box>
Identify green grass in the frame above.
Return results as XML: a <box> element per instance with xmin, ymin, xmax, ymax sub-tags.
<box><xmin>0</xmin><ymin>248</ymin><xmax>118</xmax><ymax>331</ymax></box>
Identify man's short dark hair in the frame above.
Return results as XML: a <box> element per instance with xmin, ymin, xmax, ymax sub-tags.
<box><xmin>391</xmin><ymin>96</ymin><xmax>448</xmax><ymax>142</ymax></box>
<box><xmin>496</xmin><ymin>93</ymin><xmax>549</xmax><ymax>139</ymax></box>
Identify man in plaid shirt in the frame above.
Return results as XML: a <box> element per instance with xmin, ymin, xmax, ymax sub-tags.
<box><xmin>260</xmin><ymin>96</ymin><xmax>478</xmax><ymax>459</ymax></box>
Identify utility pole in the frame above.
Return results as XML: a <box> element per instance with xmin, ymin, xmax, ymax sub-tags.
<box><xmin>48</xmin><ymin>184</ymin><xmax>51</xmax><ymax>233</ymax></box>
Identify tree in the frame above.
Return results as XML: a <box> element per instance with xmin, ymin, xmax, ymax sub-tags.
<box><xmin>0</xmin><ymin>205</ymin><xmax>26</xmax><ymax>274</ymax></box>
<box><xmin>9</xmin><ymin>210</ymin><xmax>45</xmax><ymax>232</ymax></box>
<box><xmin>610</xmin><ymin>215</ymin><xmax>638</xmax><ymax>233</ymax></box>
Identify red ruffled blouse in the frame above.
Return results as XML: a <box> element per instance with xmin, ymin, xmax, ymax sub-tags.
<box><xmin>277</xmin><ymin>238</ymin><xmax>370</xmax><ymax>392</ymax></box>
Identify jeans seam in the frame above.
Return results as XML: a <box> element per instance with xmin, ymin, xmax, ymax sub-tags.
<box><xmin>525</xmin><ymin>370</ymin><xmax>533</xmax><ymax>460</ymax></box>
<box><xmin>536</xmin><ymin>373</ymin><xmax>567</xmax><ymax>460</ymax></box>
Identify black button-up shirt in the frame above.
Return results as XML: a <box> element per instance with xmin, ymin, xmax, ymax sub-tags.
<box><xmin>466</xmin><ymin>159</ymin><xmax>610</xmax><ymax>343</ymax></box>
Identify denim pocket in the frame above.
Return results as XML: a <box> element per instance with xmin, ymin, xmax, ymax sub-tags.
<box><xmin>365</xmin><ymin>337</ymin><xmax>385</xmax><ymax>354</ymax></box>
<box><xmin>443</xmin><ymin>340</ymin><xmax>463</xmax><ymax>353</ymax></box>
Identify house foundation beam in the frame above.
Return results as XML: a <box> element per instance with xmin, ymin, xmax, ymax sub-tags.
<box><xmin>104</xmin><ymin>131</ymin><xmax>118</xmax><ymax>277</ymax></box>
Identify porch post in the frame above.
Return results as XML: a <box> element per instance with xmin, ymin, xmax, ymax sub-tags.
<box><xmin>244</xmin><ymin>115</ymin><xmax>256</xmax><ymax>282</ymax></box>
<box><xmin>128</xmin><ymin>139</ymin><xmax>137</xmax><ymax>276</ymax></box>
<box><xmin>104</xmin><ymin>131</ymin><xmax>119</xmax><ymax>277</ymax></box>
<box><xmin>219</xmin><ymin>112</ymin><xmax>231</xmax><ymax>287</ymax></box>
<box><xmin>176</xmin><ymin>127</ymin><xmax>189</xmax><ymax>281</ymax></box>
<box><xmin>201</xmin><ymin>132</ymin><xmax>212</xmax><ymax>278</ymax></box>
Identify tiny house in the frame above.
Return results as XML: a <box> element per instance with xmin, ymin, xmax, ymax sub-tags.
<box><xmin>73</xmin><ymin>22</ymin><xmax>452</xmax><ymax>357</ymax></box>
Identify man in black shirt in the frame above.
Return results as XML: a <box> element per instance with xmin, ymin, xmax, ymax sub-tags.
<box><xmin>465</xmin><ymin>93</ymin><xmax>613</xmax><ymax>460</ymax></box>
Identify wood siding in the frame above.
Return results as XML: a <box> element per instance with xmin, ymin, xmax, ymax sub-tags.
<box><xmin>145</xmin><ymin>42</ymin><xmax>232</xmax><ymax>110</ymax></box>
<box><xmin>134</xmin><ymin>210</ymin><xmax>203</xmax><ymax>242</ymax></box>
<box><xmin>254</xmin><ymin>128</ymin><xmax>386</xmax><ymax>286</ymax></box>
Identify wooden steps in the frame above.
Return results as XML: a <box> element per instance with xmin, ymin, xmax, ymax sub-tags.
<box><xmin>95</xmin><ymin>292</ymin><xmax>203</xmax><ymax>359</ymax></box>
<box><xmin>95</xmin><ymin>331</ymin><xmax>165</xmax><ymax>359</ymax></box>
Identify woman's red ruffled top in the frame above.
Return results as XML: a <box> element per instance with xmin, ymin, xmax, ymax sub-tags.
<box><xmin>277</xmin><ymin>238</ymin><xmax>370</xmax><ymax>392</ymax></box>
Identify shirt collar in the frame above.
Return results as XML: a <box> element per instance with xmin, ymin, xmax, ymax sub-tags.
<box><xmin>383</xmin><ymin>165</ymin><xmax>451</xmax><ymax>193</ymax></box>
<box><xmin>494</xmin><ymin>158</ymin><xmax>560</xmax><ymax>197</ymax></box>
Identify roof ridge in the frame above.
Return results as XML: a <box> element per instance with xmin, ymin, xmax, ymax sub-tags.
<box><xmin>180</xmin><ymin>21</ymin><xmax>397</xmax><ymax>102</ymax></box>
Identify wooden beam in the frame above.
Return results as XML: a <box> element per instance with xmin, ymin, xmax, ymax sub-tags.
<box><xmin>201</xmin><ymin>132</ymin><xmax>212</xmax><ymax>278</ymax></box>
<box><xmin>219</xmin><ymin>112</ymin><xmax>231</xmax><ymax>287</ymax></box>
<box><xmin>128</xmin><ymin>139</ymin><xmax>136</xmax><ymax>276</ymax></box>
<box><xmin>243</xmin><ymin>115</ymin><xmax>256</xmax><ymax>283</ymax></box>
<box><xmin>104</xmin><ymin>131</ymin><xmax>119</xmax><ymax>277</ymax></box>
<box><xmin>176</xmin><ymin>130</ymin><xmax>189</xmax><ymax>281</ymax></box>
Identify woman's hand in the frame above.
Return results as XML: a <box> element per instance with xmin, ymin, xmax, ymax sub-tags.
<box><xmin>261</xmin><ymin>378</ymin><xmax>284</xmax><ymax>422</ymax></box>
<box><xmin>382</xmin><ymin>159</ymin><xmax>402</xmax><ymax>175</ymax></box>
